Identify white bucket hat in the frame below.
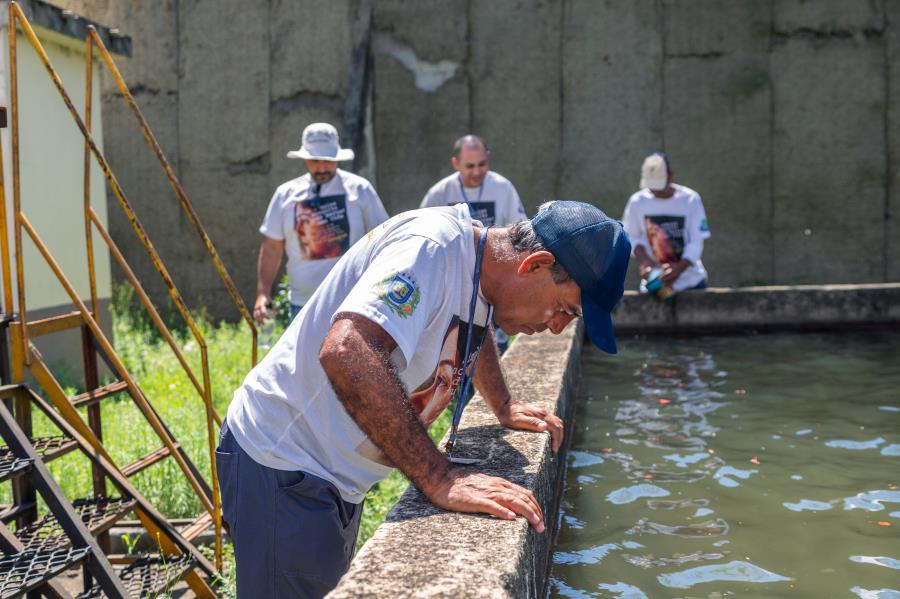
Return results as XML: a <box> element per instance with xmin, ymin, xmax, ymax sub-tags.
<box><xmin>287</xmin><ymin>122</ymin><xmax>355</xmax><ymax>161</ymax></box>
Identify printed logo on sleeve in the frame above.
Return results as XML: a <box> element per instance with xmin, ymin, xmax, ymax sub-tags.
<box><xmin>375</xmin><ymin>272</ymin><xmax>421</xmax><ymax>318</ymax></box>
<box><xmin>700</xmin><ymin>218</ymin><xmax>710</xmax><ymax>232</ymax></box>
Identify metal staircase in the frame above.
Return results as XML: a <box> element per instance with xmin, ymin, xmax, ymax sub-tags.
<box><xmin>0</xmin><ymin>383</ymin><xmax>219</xmax><ymax>597</ymax></box>
<box><xmin>0</xmin><ymin>2</ymin><xmax>264</xmax><ymax>595</ymax></box>
<box><xmin>0</xmin><ymin>389</ymin><xmax>127</xmax><ymax>598</ymax></box>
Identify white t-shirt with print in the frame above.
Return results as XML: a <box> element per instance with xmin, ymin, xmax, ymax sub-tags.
<box><xmin>228</xmin><ymin>205</ymin><xmax>492</xmax><ymax>503</ymax></box>
<box><xmin>420</xmin><ymin>171</ymin><xmax>527</xmax><ymax>227</ymax></box>
<box><xmin>622</xmin><ymin>183</ymin><xmax>711</xmax><ymax>292</ymax></box>
<box><xmin>260</xmin><ymin>168</ymin><xmax>389</xmax><ymax>306</ymax></box>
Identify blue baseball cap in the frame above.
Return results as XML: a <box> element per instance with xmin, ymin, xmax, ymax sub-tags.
<box><xmin>531</xmin><ymin>201</ymin><xmax>631</xmax><ymax>354</ymax></box>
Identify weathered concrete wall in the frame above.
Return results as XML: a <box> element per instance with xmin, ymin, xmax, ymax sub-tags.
<box><xmin>372</xmin><ymin>0</ymin><xmax>900</xmax><ymax>292</ymax></box>
<box><xmin>613</xmin><ymin>284</ymin><xmax>900</xmax><ymax>334</ymax></box>
<box><xmin>771</xmin><ymin>1</ymin><xmax>886</xmax><ymax>284</ymax></box>
<box><xmin>51</xmin><ymin>0</ymin><xmax>370</xmax><ymax>318</ymax></box>
<box><xmin>51</xmin><ymin>1</ymin><xmax>900</xmax><ymax>317</ymax></box>
<box><xmin>330</xmin><ymin>321</ymin><xmax>583</xmax><ymax>598</ymax></box>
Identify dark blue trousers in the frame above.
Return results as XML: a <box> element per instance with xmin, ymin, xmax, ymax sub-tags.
<box><xmin>216</xmin><ymin>421</ymin><xmax>363</xmax><ymax>598</ymax></box>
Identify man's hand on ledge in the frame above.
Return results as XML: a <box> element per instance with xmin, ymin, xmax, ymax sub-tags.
<box><xmin>496</xmin><ymin>400</ymin><xmax>564</xmax><ymax>453</ymax></box>
<box><xmin>424</xmin><ymin>468</ymin><xmax>546</xmax><ymax>533</ymax></box>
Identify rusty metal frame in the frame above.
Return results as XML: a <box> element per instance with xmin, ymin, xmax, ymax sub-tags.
<box><xmin>0</xmin><ymin>0</ymin><xmax>255</xmax><ymax>575</ymax></box>
<box><xmin>84</xmin><ymin>26</ymin><xmax>258</xmax><ymax>366</ymax></box>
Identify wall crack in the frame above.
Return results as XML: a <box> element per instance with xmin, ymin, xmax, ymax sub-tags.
<box><xmin>226</xmin><ymin>152</ymin><xmax>271</xmax><ymax>176</ymax></box>
<box><xmin>372</xmin><ymin>33</ymin><xmax>459</xmax><ymax>93</ymax></box>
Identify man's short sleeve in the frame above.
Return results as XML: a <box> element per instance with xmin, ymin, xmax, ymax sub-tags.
<box><xmin>507</xmin><ymin>183</ymin><xmax>527</xmax><ymax>224</ymax></box>
<box><xmin>622</xmin><ymin>195</ymin><xmax>648</xmax><ymax>253</ymax></box>
<box><xmin>420</xmin><ymin>184</ymin><xmax>444</xmax><ymax>209</ymax></box>
<box><xmin>334</xmin><ymin>235</ymin><xmax>448</xmax><ymax>370</ymax></box>
<box><xmin>359</xmin><ymin>183</ymin><xmax>390</xmax><ymax>231</ymax></box>
<box><xmin>690</xmin><ymin>194</ymin><xmax>711</xmax><ymax>241</ymax></box>
<box><xmin>259</xmin><ymin>189</ymin><xmax>287</xmax><ymax>240</ymax></box>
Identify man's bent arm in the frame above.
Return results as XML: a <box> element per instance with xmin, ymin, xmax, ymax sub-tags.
<box><xmin>473</xmin><ymin>333</ymin><xmax>512</xmax><ymax>415</ymax></box>
<box><xmin>254</xmin><ymin>237</ymin><xmax>284</xmax><ymax>322</ymax></box>
<box><xmin>633</xmin><ymin>245</ymin><xmax>657</xmax><ymax>274</ymax></box>
<box><xmin>473</xmin><ymin>329</ymin><xmax>564</xmax><ymax>452</ymax></box>
<box><xmin>321</xmin><ymin>314</ymin><xmax>452</xmax><ymax>494</ymax></box>
<box><xmin>321</xmin><ymin>313</ymin><xmax>546</xmax><ymax>531</ymax></box>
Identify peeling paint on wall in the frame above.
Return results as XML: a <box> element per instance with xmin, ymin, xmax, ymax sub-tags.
<box><xmin>373</xmin><ymin>34</ymin><xmax>459</xmax><ymax>93</ymax></box>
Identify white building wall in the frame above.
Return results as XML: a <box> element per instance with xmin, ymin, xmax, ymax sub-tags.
<box><xmin>0</xmin><ymin>18</ymin><xmax>113</xmax><ymax>315</ymax></box>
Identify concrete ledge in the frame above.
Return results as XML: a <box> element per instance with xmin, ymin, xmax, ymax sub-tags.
<box><xmin>613</xmin><ymin>283</ymin><xmax>900</xmax><ymax>334</ymax></box>
<box><xmin>329</xmin><ymin>321</ymin><xmax>583</xmax><ymax>598</ymax></box>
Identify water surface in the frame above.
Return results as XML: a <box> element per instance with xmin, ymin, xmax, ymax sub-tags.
<box><xmin>549</xmin><ymin>332</ymin><xmax>900</xmax><ymax>598</ymax></box>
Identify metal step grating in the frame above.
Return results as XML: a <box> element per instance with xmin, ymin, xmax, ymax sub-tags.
<box><xmin>29</xmin><ymin>435</ymin><xmax>78</xmax><ymax>460</ymax></box>
<box><xmin>0</xmin><ymin>454</ymin><xmax>31</xmax><ymax>483</ymax></box>
<box><xmin>77</xmin><ymin>553</ymin><xmax>194</xmax><ymax>599</ymax></box>
<box><xmin>0</xmin><ymin>546</ymin><xmax>90</xmax><ymax>598</ymax></box>
<box><xmin>0</xmin><ymin>435</ymin><xmax>76</xmax><ymax>462</ymax></box>
<box><xmin>17</xmin><ymin>496</ymin><xmax>137</xmax><ymax>551</ymax></box>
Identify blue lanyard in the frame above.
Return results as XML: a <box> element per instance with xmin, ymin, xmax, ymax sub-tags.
<box><xmin>457</xmin><ymin>174</ymin><xmax>485</xmax><ymax>212</ymax></box>
<box><xmin>446</xmin><ymin>225</ymin><xmax>491</xmax><ymax>454</ymax></box>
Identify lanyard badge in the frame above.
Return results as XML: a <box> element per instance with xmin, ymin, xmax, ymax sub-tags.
<box><xmin>457</xmin><ymin>174</ymin><xmax>485</xmax><ymax>212</ymax></box>
<box><xmin>445</xmin><ymin>225</ymin><xmax>491</xmax><ymax>464</ymax></box>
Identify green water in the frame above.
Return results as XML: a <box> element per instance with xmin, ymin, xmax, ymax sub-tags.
<box><xmin>549</xmin><ymin>332</ymin><xmax>900</xmax><ymax>599</ymax></box>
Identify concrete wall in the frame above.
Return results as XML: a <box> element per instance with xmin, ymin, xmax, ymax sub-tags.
<box><xmin>50</xmin><ymin>0</ymin><xmax>372</xmax><ymax>318</ymax></box>
<box><xmin>49</xmin><ymin>1</ymin><xmax>900</xmax><ymax>317</ymax></box>
<box><xmin>372</xmin><ymin>0</ymin><xmax>898</xmax><ymax>292</ymax></box>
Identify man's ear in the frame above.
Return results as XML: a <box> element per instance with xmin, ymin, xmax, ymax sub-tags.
<box><xmin>517</xmin><ymin>250</ymin><xmax>556</xmax><ymax>275</ymax></box>
<box><xmin>451</xmin><ymin>156</ymin><xmax>460</xmax><ymax>171</ymax></box>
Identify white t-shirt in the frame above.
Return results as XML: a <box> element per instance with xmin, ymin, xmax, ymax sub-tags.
<box><xmin>228</xmin><ymin>205</ymin><xmax>492</xmax><ymax>503</ymax></box>
<box><xmin>420</xmin><ymin>171</ymin><xmax>527</xmax><ymax>227</ymax></box>
<box><xmin>622</xmin><ymin>183</ymin><xmax>711</xmax><ymax>292</ymax></box>
<box><xmin>259</xmin><ymin>168</ymin><xmax>390</xmax><ymax>306</ymax></box>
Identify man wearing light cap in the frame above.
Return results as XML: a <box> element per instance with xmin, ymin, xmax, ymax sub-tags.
<box><xmin>253</xmin><ymin>122</ymin><xmax>389</xmax><ymax>323</ymax></box>
<box><xmin>622</xmin><ymin>151</ymin><xmax>711</xmax><ymax>294</ymax></box>
<box><xmin>218</xmin><ymin>200</ymin><xmax>630</xmax><ymax>596</ymax></box>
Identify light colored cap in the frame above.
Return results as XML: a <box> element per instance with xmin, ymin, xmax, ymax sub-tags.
<box><xmin>640</xmin><ymin>153</ymin><xmax>669</xmax><ymax>191</ymax></box>
<box><xmin>287</xmin><ymin>122</ymin><xmax>355</xmax><ymax>162</ymax></box>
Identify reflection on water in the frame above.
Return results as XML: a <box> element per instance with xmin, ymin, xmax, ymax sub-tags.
<box><xmin>549</xmin><ymin>332</ymin><xmax>900</xmax><ymax>598</ymax></box>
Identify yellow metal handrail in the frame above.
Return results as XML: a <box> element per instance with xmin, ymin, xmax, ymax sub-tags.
<box><xmin>17</xmin><ymin>212</ymin><xmax>215</xmax><ymax>515</ymax></box>
<box><xmin>6</xmin><ymin>1</ymin><xmax>225</xmax><ymax>570</ymax></box>
<box><xmin>86</xmin><ymin>27</ymin><xmax>258</xmax><ymax>366</ymax></box>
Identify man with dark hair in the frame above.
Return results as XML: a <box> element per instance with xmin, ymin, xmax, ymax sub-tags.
<box><xmin>420</xmin><ymin>134</ymin><xmax>527</xmax><ymax>228</ymax></box>
<box><xmin>623</xmin><ymin>151</ymin><xmax>710</xmax><ymax>296</ymax></box>
<box><xmin>218</xmin><ymin>200</ymin><xmax>630</xmax><ymax>597</ymax></box>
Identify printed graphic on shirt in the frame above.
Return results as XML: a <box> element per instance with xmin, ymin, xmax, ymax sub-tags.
<box><xmin>700</xmin><ymin>217</ymin><xmax>710</xmax><ymax>233</ymax></box>
<box><xmin>465</xmin><ymin>202</ymin><xmax>496</xmax><ymax>227</ymax></box>
<box><xmin>374</xmin><ymin>271</ymin><xmax>421</xmax><ymax>318</ymax></box>
<box><xmin>645</xmin><ymin>215</ymin><xmax>685</xmax><ymax>263</ymax></box>
<box><xmin>355</xmin><ymin>316</ymin><xmax>488</xmax><ymax>466</ymax></box>
<box><xmin>294</xmin><ymin>194</ymin><xmax>350</xmax><ymax>259</ymax></box>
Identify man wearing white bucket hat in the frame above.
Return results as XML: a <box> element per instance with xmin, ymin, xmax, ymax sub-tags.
<box><xmin>622</xmin><ymin>151</ymin><xmax>710</xmax><ymax>297</ymax></box>
<box><xmin>254</xmin><ymin>123</ymin><xmax>389</xmax><ymax>323</ymax></box>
